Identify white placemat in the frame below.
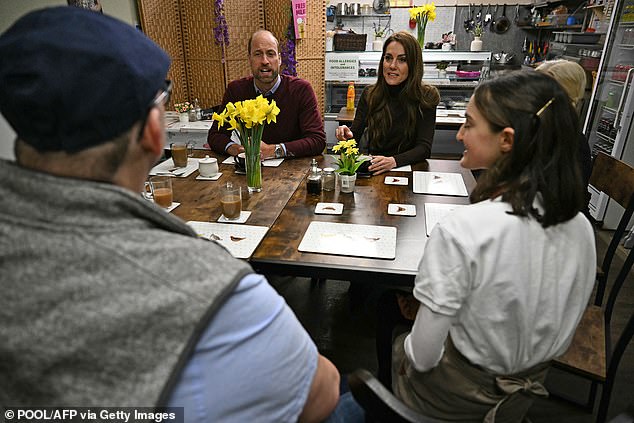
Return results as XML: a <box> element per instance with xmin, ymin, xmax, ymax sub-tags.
<box><xmin>413</xmin><ymin>171</ymin><xmax>468</xmax><ymax>196</ymax></box>
<box><xmin>220</xmin><ymin>156</ymin><xmax>283</xmax><ymax>167</ymax></box>
<box><xmin>187</xmin><ymin>221</ymin><xmax>269</xmax><ymax>259</ymax></box>
<box><xmin>298</xmin><ymin>221</ymin><xmax>396</xmax><ymax>259</ymax></box>
<box><xmin>263</xmin><ymin>158</ymin><xmax>284</xmax><ymax>167</ymax></box>
<box><xmin>424</xmin><ymin>203</ymin><xmax>466</xmax><ymax>236</ymax></box>
<box><xmin>149</xmin><ymin>158</ymin><xmax>198</xmax><ymax>177</ymax></box>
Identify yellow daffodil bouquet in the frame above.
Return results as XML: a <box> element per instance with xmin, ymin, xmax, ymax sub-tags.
<box><xmin>409</xmin><ymin>3</ymin><xmax>436</xmax><ymax>49</ymax></box>
<box><xmin>212</xmin><ymin>95</ymin><xmax>280</xmax><ymax>192</ymax></box>
<box><xmin>332</xmin><ymin>139</ymin><xmax>368</xmax><ymax>176</ymax></box>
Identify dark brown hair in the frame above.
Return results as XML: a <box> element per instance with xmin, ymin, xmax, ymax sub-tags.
<box><xmin>366</xmin><ymin>31</ymin><xmax>439</xmax><ymax>150</ymax></box>
<box><xmin>470</xmin><ymin>71</ymin><xmax>584</xmax><ymax>227</ymax></box>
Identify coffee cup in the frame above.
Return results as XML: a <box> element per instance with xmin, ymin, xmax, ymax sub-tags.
<box><xmin>171</xmin><ymin>142</ymin><xmax>193</xmax><ymax>168</ymax></box>
<box><xmin>198</xmin><ymin>155</ymin><xmax>218</xmax><ymax>177</ymax></box>
<box><xmin>143</xmin><ymin>176</ymin><xmax>173</xmax><ymax>208</ymax></box>
<box><xmin>221</xmin><ymin>182</ymin><xmax>242</xmax><ymax>220</ymax></box>
<box><xmin>234</xmin><ymin>152</ymin><xmax>246</xmax><ymax>171</ymax></box>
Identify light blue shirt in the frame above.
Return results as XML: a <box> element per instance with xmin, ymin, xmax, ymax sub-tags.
<box><xmin>168</xmin><ymin>273</ymin><xmax>318</xmax><ymax>422</ymax></box>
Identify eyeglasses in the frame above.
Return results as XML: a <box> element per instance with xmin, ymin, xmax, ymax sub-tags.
<box><xmin>151</xmin><ymin>79</ymin><xmax>172</xmax><ymax>107</ymax></box>
<box><xmin>137</xmin><ymin>79</ymin><xmax>172</xmax><ymax>141</ymax></box>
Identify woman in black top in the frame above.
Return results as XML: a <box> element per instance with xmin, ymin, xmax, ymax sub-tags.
<box><xmin>336</xmin><ymin>31</ymin><xmax>440</xmax><ymax>175</ymax></box>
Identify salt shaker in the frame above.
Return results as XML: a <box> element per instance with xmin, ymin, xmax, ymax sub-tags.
<box><xmin>322</xmin><ymin>167</ymin><xmax>335</xmax><ymax>191</ymax></box>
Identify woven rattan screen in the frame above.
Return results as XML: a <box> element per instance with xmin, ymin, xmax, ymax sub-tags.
<box><xmin>137</xmin><ymin>0</ymin><xmax>187</xmax><ymax>110</ymax></box>
<box><xmin>263</xmin><ymin>0</ymin><xmax>325</xmax><ymax>115</ymax></box>
<box><xmin>224</xmin><ymin>0</ymin><xmax>265</xmax><ymax>83</ymax></box>
<box><xmin>179</xmin><ymin>0</ymin><xmax>226</xmax><ymax>109</ymax></box>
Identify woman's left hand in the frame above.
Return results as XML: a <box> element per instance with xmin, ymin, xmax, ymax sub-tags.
<box><xmin>368</xmin><ymin>155</ymin><xmax>396</xmax><ymax>175</ymax></box>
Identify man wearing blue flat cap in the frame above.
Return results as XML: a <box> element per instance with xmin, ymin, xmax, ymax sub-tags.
<box><xmin>0</xmin><ymin>7</ymin><xmax>348</xmax><ymax>422</ymax></box>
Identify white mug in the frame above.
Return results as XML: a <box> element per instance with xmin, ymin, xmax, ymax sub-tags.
<box><xmin>198</xmin><ymin>155</ymin><xmax>218</xmax><ymax>177</ymax></box>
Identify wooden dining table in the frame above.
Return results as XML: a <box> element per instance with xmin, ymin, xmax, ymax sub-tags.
<box><xmin>249</xmin><ymin>157</ymin><xmax>476</xmax><ymax>286</ymax></box>
<box><xmin>160</xmin><ymin>150</ymin><xmax>475</xmax><ymax>286</ymax></box>
<box><xmin>169</xmin><ymin>150</ymin><xmax>312</xmax><ymax>227</ymax></box>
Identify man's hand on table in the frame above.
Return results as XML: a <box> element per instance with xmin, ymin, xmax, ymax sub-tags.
<box><xmin>226</xmin><ymin>144</ymin><xmax>244</xmax><ymax>157</ymax></box>
<box><xmin>260</xmin><ymin>142</ymin><xmax>276</xmax><ymax>160</ymax></box>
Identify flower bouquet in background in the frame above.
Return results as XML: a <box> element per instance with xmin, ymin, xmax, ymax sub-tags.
<box><xmin>174</xmin><ymin>102</ymin><xmax>193</xmax><ymax>113</ymax></box>
<box><xmin>332</xmin><ymin>139</ymin><xmax>367</xmax><ymax>193</ymax></box>
<box><xmin>409</xmin><ymin>3</ymin><xmax>436</xmax><ymax>49</ymax></box>
<box><xmin>175</xmin><ymin>102</ymin><xmax>194</xmax><ymax>123</ymax></box>
<box><xmin>212</xmin><ymin>95</ymin><xmax>280</xmax><ymax>192</ymax></box>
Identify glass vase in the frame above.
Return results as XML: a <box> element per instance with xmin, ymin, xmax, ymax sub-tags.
<box><xmin>417</xmin><ymin>24</ymin><xmax>425</xmax><ymax>50</ymax></box>
<box><xmin>244</xmin><ymin>138</ymin><xmax>262</xmax><ymax>193</ymax></box>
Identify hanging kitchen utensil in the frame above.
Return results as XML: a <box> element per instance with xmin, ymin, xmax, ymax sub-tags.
<box><xmin>484</xmin><ymin>5</ymin><xmax>492</xmax><ymax>27</ymax></box>
<box><xmin>495</xmin><ymin>4</ymin><xmax>510</xmax><ymax>34</ymax></box>
<box><xmin>490</xmin><ymin>5</ymin><xmax>499</xmax><ymax>33</ymax></box>
<box><xmin>464</xmin><ymin>4</ymin><xmax>473</xmax><ymax>32</ymax></box>
<box><xmin>514</xmin><ymin>4</ymin><xmax>520</xmax><ymax>24</ymax></box>
<box><xmin>476</xmin><ymin>4</ymin><xmax>483</xmax><ymax>24</ymax></box>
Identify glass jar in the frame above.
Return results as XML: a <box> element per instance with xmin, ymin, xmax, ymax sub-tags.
<box><xmin>322</xmin><ymin>167</ymin><xmax>336</xmax><ymax>191</ymax></box>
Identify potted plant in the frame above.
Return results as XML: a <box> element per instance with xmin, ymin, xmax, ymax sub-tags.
<box><xmin>470</xmin><ymin>23</ymin><xmax>483</xmax><ymax>51</ymax></box>
<box><xmin>175</xmin><ymin>102</ymin><xmax>194</xmax><ymax>123</ymax></box>
<box><xmin>332</xmin><ymin>139</ymin><xmax>368</xmax><ymax>193</ymax></box>
<box><xmin>436</xmin><ymin>60</ymin><xmax>449</xmax><ymax>77</ymax></box>
<box><xmin>372</xmin><ymin>22</ymin><xmax>390</xmax><ymax>51</ymax></box>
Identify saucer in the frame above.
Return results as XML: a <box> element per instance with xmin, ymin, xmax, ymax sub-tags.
<box><xmin>388</xmin><ymin>203</ymin><xmax>416</xmax><ymax>216</ymax></box>
<box><xmin>217</xmin><ymin>210</ymin><xmax>251</xmax><ymax>224</ymax></box>
<box><xmin>149</xmin><ymin>200</ymin><xmax>180</xmax><ymax>213</ymax></box>
<box><xmin>196</xmin><ymin>172</ymin><xmax>222</xmax><ymax>181</ymax></box>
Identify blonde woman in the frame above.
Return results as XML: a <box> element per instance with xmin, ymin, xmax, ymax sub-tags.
<box><xmin>536</xmin><ymin>59</ymin><xmax>592</xmax><ymax>208</ymax></box>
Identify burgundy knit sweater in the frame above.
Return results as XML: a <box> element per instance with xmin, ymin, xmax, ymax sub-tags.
<box><xmin>207</xmin><ymin>75</ymin><xmax>326</xmax><ymax>158</ymax></box>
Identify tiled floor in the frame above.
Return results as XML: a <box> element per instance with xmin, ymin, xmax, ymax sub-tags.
<box><xmin>268</xmin><ymin>229</ymin><xmax>634</xmax><ymax>422</ymax></box>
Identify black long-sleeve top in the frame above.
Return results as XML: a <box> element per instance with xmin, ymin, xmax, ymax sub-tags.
<box><xmin>350</xmin><ymin>84</ymin><xmax>437</xmax><ymax>167</ymax></box>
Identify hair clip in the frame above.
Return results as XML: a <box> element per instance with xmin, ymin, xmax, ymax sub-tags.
<box><xmin>535</xmin><ymin>98</ymin><xmax>555</xmax><ymax>117</ymax></box>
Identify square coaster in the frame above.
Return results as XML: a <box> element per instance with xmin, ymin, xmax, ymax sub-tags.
<box><xmin>149</xmin><ymin>200</ymin><xmax>180</xmax><ymax>213</ymax></box>
<box><xmin>196</xmin><ymin>172</ymin><xmax>223</xmax><ymax>181</ymax></box>
<box><xmin>315</xmin><ymin>202</ymin><xmax>344</xmax><ymax>215</ymax></box>
<box><xmin>217</xmin><ymin>210</ymin><xmax>251</xmax><ymax>224</ymax></box>
<box><xmin>384</xmin><ymin>176</ymin><xmax>409</xmax><ymax>186</ymax></box>
<box><xmin>388</xmin><ymin>203</ymin><xmax>416</xmax><ymax>216</ymax></box>
<box><xmin>221</xmin><ymin>156</ymin><xmax>235</xmax><ymax>165</ymax></box>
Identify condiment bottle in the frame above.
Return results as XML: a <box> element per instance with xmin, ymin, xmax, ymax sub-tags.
<box><xmin>193</xmin><ymin>98</ymin><xmax>202</xmax><ymax>121</ymax></box>
<box><xmin>307</xmin><ymin>159</ymin><xmax>322</xmax><ymax>194</ymax></box>
<box><xmin>346</xmin><ymin>81</ymin><xmax>355</xmax><ymax>111</ymax></box>
<box><xmin>322</xmin><ymin>167</ymin><xmax>336</xmax><ymax>191</ymax></box>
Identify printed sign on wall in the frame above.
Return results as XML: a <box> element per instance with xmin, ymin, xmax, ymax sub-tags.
<box><xmin>292</xmin><ymin>0</ymin><xmax>306</xmax><ymax>39</ymax></box>
<box><xmin>325</xmin><ymin>54</ymin><xmax>359</xmax><ymax>81</ymax></box>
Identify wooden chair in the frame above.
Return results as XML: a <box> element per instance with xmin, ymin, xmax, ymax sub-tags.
<box><xmin>590</xmin><ymin>152</ymin><xmax>634</xmax><ymax>306</ymax></box>
<box><xmin>348</xmin><ymin>368</ymin><xmax>440</xmax><ymax>423</ymax></box>
<box><xmin>552</xmin><ymin>152</ymin><xmax>634</xmax><ymax>423</ymax></box>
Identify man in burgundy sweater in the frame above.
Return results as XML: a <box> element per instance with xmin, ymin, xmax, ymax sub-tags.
<box><xmin>207</xmin><ymin>30</ymin><xmax>326</xmax><ymax>159</ymax></box>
